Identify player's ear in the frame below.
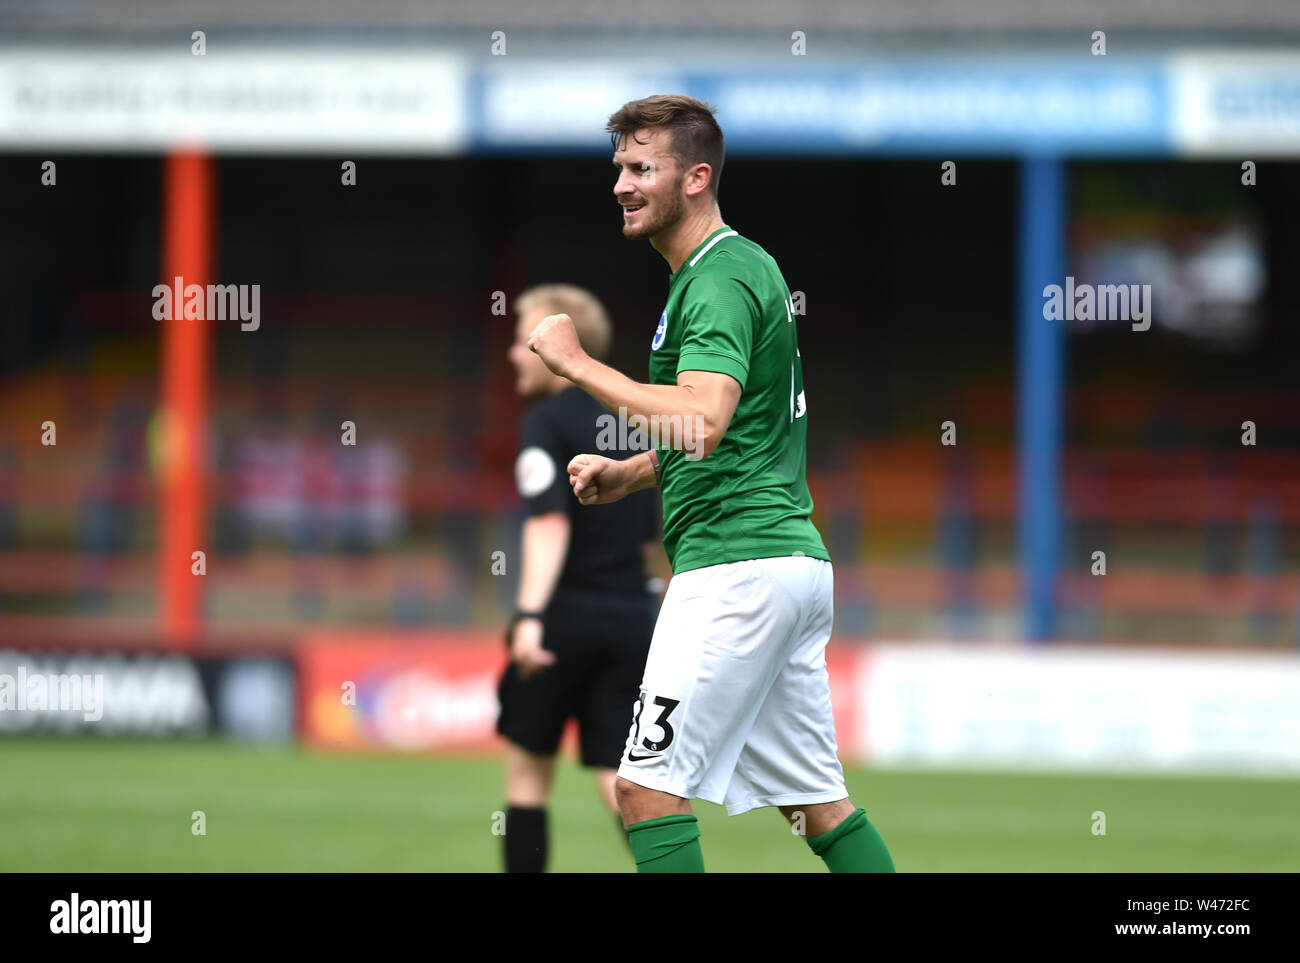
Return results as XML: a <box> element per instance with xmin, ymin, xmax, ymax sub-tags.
<box><xmin>686</xmin><ymin>162</ymin><xmax>712</xmax><ymax>197</ymax></box>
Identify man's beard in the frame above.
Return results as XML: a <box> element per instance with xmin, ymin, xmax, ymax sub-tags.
<box><xmin>623</xmin><ymin>177</ymin><xmax>685</xmax><ymax>240</ymax></box>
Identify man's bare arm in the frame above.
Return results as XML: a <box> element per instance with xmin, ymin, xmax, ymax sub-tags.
<box><xmin>509</xmin><ymin>510</ymin><xmax>571</xmax><ymax>677</ymax></box>
<box><xmin>526</xmin><ymin>312</ymin><xmax>741</xmax><ymax>459</ymax></box>
<box><xmin>516</xmin><ymin>511</ymin><xmax>570</xmax><ymax>613</ymax></box>
<box><xmin>568</xmin><ymin>360</ymin><xmax>741</xmax><ymax>460</ymax></box>
<box><xmin>624</xmin><ymin>450</ymin><xmax>658</xmax><ymax>494</ymax></box>
<box><xmin>567</xmin><ymin>451</ymin><xmax>656</xmax><ymax>506</ymax></box>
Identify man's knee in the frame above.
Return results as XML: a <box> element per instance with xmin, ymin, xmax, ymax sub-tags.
<box><xmin>505</xmin><ymin>744</ymin><xmax>556</xmax><ymax>806</ymax></box>
<box><xmin>780</xmin><ymin>797</ymin><xmax>856</xmax><ymax>837</ymax></box>
<box><xmin>615</xmin><ymin>776</ymin><xmax>690</xmax><ymax>824</ymax></box>
<box><xmin>614</xmin><ymin>776</ymin><xmax>644</xmax><ymax>808</ymax></box>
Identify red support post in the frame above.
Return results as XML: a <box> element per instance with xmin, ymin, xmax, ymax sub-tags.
<box><xmin>158</xmin><ymin>150</ymin><xmax>213</xmax><ymax>649</ymax></box>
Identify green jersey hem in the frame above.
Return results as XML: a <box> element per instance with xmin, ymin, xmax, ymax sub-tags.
<box><xmin>669</xmin><ymin>543</ymin><xmax>831</xmax><ymax>576</ymax></box>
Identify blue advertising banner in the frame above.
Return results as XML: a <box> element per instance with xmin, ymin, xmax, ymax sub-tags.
<box><xmin>474</xmin><ymin>56</ymin><xmax>1172</xmax><ymax>155</ymax></box>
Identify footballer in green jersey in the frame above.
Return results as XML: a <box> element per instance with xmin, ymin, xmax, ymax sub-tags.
<box><xmin>648</xmin><ymin>223</ymin><xmax>829</xmax><ymax>574</ymax></box>
<box><xmin>526</xmin><ymin>94</ymin><xmax>894</xmax><ymax>876</ymax></box>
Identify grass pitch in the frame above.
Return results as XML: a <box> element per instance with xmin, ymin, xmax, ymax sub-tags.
<box><xmin>2</xmin><ymin>738</ymin><xmax>1297</xmax><ymax>872</ymax></box>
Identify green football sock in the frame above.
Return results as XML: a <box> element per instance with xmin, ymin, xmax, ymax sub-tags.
<box><xmin>626</xmin><ymin>814</ymin><xmax>705</xmax><ymax>873</ymax></box>
<box><xmin>807</xmin><ymin>808</ymin><xmax>895</xmax><ymax>873</ymax></box>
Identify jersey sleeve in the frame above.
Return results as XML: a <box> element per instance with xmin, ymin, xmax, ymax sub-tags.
<box><xmin>515</xmin><ymin>408</ymin><xmax>571</xmax><ymax>517</ymax></box>
<box><xmin>676</xmin><ymin>271</ymin><xmax>760</xmax><ymax>389</ymax></box>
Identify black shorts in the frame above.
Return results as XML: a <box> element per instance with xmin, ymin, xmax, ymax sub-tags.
<box><xmin>497</xmin><ymin>588</ymin><xmax>657</xmax><ymax>768</ymax></box>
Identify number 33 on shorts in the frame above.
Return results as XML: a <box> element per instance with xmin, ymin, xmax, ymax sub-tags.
<box><xmin>624</xmin><ymin>690</ymin><xmax>680</xmax><ymax>761</ymax></box>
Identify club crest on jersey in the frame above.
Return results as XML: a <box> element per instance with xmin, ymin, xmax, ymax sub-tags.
<box><xmin>651</xmin><ymin>310</ymin><xmax>668</xmax><ymax>351</ymax></box>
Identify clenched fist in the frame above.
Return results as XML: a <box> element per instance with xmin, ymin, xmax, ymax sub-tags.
<box><xmin>527</xmin><ymin>313</ymin><xmax>587</xmax><ymax>382</ymax></box>
<box><xmin>567</xmin><ymin>453</ymin><xmax>635</xmax><ymax>505</ymax></box>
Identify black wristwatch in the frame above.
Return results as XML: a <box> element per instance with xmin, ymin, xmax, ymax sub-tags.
<box><xmin>505</xmin><ymin>610</ymin><xmax>545</xmax><ymax>646</ymax></box>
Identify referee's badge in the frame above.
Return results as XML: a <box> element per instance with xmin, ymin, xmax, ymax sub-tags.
<box><xmin>515</xmin><ymin>446</ymin><xmax>556</xmax><ymax>498</ymax></box>
<box><xmin>651</xmin><ymin>309</ymin><xmax>668</xmax><ymax>351</ymax></box>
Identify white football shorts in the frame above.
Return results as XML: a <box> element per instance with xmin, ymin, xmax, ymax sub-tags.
<box><xmin>616</xmin><ymin>555</ymin><xmax>848</xmax><ymax>816</ymax></box>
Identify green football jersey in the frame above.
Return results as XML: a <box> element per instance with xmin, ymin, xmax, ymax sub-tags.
<box><xmin>648</xmin><ymin>224</ymin><xmax>830</xmax><ymax>573</ymax></box>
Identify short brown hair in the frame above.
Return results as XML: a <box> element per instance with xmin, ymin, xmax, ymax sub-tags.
<box><xmin>606</xmin><ymin>94</ymin><xmax>725</xmax><ymax>199</ymax></box>
<box><xmin>516</xmin><ymin>283</ymin><xmax>612</xmax><ymax>361</ymax></box>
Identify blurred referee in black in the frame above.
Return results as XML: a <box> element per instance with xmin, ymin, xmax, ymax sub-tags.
<box><xmin>499</xmin><ymin>283</ymin><xmax>663</xmax><ymax>873</ymax></box>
